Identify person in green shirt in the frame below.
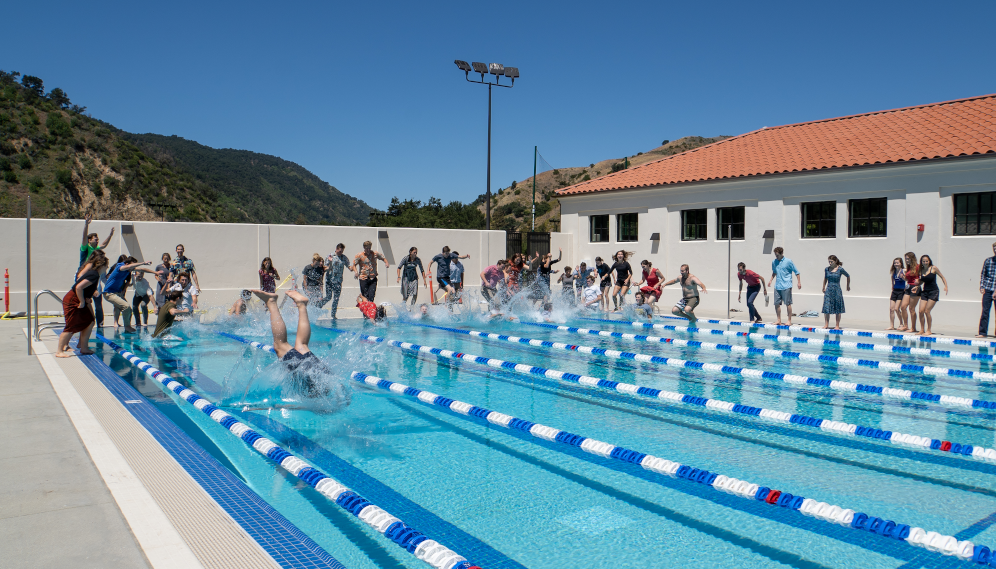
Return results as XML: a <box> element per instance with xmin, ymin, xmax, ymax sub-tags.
<box><xmin>79</xmin><ymin>214</ymin><xmax>114</xmax><ymax>328</ymax></box>
<box><xmin>153</xmin><ymin>291</ymin><xmax>188</xmax><ymax>338</ymax></box>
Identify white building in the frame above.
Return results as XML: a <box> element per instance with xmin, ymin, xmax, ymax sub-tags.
<box><xmin>557</xmin><ymin>94</ymin><xmax>996</xmax><ymax>330</ymax></box>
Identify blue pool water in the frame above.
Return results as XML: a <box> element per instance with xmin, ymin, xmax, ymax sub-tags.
<box><xmin>88</xmin><ymin>307</ymin><xmax>996</xmax><ymax>569</ymax></box>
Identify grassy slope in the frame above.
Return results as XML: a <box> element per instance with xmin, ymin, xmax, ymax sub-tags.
<box><xmin>486</xmin><ymin>136</ymin><xmax>731</xmax><ymax>232</ymax></box>
<box><xmin>0</xmin><ymin>85</ymin><xmax>370</xmax><ymax>225</ymax></box>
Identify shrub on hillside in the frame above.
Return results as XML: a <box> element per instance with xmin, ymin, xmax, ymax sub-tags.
<box><xmin>45</xmin><ymin>113</ymin><xmax>72</xmax><ymax>138</ymax></box>
<box><xmin>27</xmin><ymin>176</ymin><xmax>43</xmax><ymax>192</ymax></box>
<box><xmin>0</xmin><ymin>157</ymin><xmax>10</xmax><ymax>171</ymax></box>
<box><xmin>3</xmin><ymin>170</ymin><xmax>17</xmax><ymax>183</ymax></box>
<box><xmin>55</xmin><ymin>168</ymin><xmax>72</xmax><ymax>188</ymax></box>
<box><xmin>17</xmin><ymin>154</ymin><xmax>31</xmax><ymax>169</ymax></box>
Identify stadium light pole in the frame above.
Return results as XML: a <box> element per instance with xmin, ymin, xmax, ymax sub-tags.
<box><xmin>454</xmin><ymin>60</ymin><xmax>518</xmax><ymax>231</ymax></box>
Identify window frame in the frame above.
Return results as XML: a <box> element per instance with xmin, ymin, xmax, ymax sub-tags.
<box><xmin>680</xmin><ymin>209</ymin><xmax>707</xmax><ymax>241</ymax></box>
<box><xmin>800</xmin><ymin>201</ymin><xmax>837</xmax><ymax>239</ymax></box>
<box><xmin>847</xmin><ymin>197</ymin><xmax>888</xmax><ymax>238</ymax></box>
<box><xmin>716</xmin><ymin>206</ymin><xmax>746</xmax><ymax>241</ymax></box>
<box><xmin>616</xmin><ymin>213</ymin><xmax>638</xmax><ymax>242</ymax></box>
<box><xmin>953</xmin><ymin>192</ymin><xmax>996</xmax><ymax>236</ymax></box>
<box><xmin>589</xmin><ymin>214</ymin><xmax>609</xmax><ymax>243</ymax></box>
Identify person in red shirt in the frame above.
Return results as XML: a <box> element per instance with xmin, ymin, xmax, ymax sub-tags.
<box><xmin>356</xmin><ymin>295</ymin><xmax>386</xmax><ymax>322</ymax></box>
<box><xmin>737</xmin><ymin>262</ymin><xmax>767</xmax><ymax>324</ymax></box>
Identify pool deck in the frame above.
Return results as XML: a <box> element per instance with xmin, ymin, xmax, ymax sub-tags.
<box><xmin>0</xmin><ymin>320</ymin><xmax>151</xmax><ymax>569</ymax></box>
<box><xmin>1</xmin><ymin>319</ymin><xmax>283</xmax><ymax>569</ymax></box>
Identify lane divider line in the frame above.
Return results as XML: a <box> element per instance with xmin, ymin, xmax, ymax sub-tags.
<box><xmin>347</xmin><ymin>369</ymin><xmax>994</xmax><ymax>565</ymax></box>
<box><xmin>404</xmin><ymin>324</ymin><xmax>996</xmax><ymax>462</ymax></box>
<box><xmin>218</xmin><ymin>329</ymin><xmax>996</xmax><ymax>464</ymax></box>
<box><xmin>600</xmin><ymin>315</ymin><xmax>996</xmax><ymax>348</ymax></box>
<box><xmin>525</xmin><ymin>321</ymin><xmax>995</xmax><ymax>381</ymax></box>
<box><xmin>582</xmin><ymin>317</ymin><xmax>995</xmax><ymax>362</ymax></box>
<box><xmin>98</xmin><ymin>334</ymin><xmax>480</xmax><ymax>569</ymax></box>
<box><xmin>412</xmin><ymin>323</ymin><xmax>995</xmax><ymax>415</ymax></box>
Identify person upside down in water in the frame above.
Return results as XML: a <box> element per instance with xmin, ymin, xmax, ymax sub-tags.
<box><xmin>251</xmin><ymin>289</ymin><xmax>331</xmax><ymax>397</ymax></box>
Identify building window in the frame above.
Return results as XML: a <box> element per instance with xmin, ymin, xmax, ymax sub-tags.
<box><xmin>589</xmin><ymin>215</ymin><xmax>609</xmax><ymax>242</ymax></box>
<box><xmin>716</xmin><ymin>207</ymin><xmax>745</xmax><ymax>240</ymax></box>
<box><xmin>617</xmin><ymin>213</ymin><xmax>638</xmax><ymax>242</ymax></box>
<box><xmin>801</xmin><ymin>201</ymin><xmax>836</xmax><ymax>238</ymax></box>
<box><xmin>681</xmin><ymin>209</ymin><xmax>707</xmax><ymax>241</ymax></box>
<box><xmin>954</xmin><ymin>192</ymin><xmax>996</xmax><ymax>235</ymax></box>
<box><xmin>848</xmin><ymin>198</ymin><xmax>887</xmax><ymax>237</ymax></box>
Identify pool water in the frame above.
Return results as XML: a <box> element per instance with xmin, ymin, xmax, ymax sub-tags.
<box><xmin>91</xmin><ymin>307</ymin><xmax>996</xmax><ymax>569</ymax></box>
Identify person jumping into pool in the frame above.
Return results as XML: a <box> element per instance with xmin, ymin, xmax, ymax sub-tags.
<box><xmin>661</xmin><ymin>264</ymin><xmax>708</xmax><ymax>324</ymax></box>
<box><xmin>397</xmin><ymin>247</ymin><xmax>426</xmax><ymax>311</ymax></box>
<box><xmin>431</xmin><ymin>246</ymin><xmax>469</xmax><ymax>304</ymax></box>
<box><xmin>251</xmin><ymin>289</ymin><xmax>330</xmax><ymax>396</ymax></box>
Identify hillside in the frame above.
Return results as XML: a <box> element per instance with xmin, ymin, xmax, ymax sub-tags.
<box><xmin>0</xmin><ymin>70</ymin><xmax>371</xmax><ymax>225</ymax></box>
<box><xmin>487</xmin><ymin>136</ymin><xmax>731</xmax><ymax>232</ymax></box>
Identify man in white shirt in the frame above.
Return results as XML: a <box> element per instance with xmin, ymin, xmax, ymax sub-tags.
<box><xmin>169</xmin><ymin>272</ymin><xmax>198</xmax><ymax>319</ymax></box>
<box><xmin>581</xmin><ymin>274</ymin><xmax>603</xmax><ymax>310</ymax></box>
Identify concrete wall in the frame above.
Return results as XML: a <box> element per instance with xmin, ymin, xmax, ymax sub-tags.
<box><xmin>560</xmin><ymin>155</ymin><xmax>996</xmax><ymax>329</ymax></box>
<box><xmin>0</xmin><ymin>218</ymin><xmax>572</xmax><ymax>313</ymax></box>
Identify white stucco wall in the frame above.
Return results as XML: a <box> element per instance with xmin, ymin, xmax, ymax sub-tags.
<box><xmin>0</xmin><ymin>219</ymin><xmax>544</xmax><ymax>313</ymax></box>
<box><xmin>560</xmin><ymin>155</ymin><xmax>996</xmax><ymax>329</ymax></box>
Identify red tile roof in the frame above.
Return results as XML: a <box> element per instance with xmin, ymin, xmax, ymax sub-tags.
<box><xmin>557</xmin><ymin>94</ymin><xmax>996</xmax><ymax>197</ymax></box>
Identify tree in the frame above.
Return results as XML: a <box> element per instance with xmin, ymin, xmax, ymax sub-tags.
<box><xmin>21</xmin><ymin>75</ymin><xmax>44</xmax><ymax>99</ymax></box>
<box><xmin>295</xmin><ymin>213</ymin><xmax>308</xmax><ymax>225</ymax></box>
<box><xmin>48</xmin><ymin>87</ymin><xmax>70</xmax><ymax>108</ymax></box>
<box><xmin>0</xmin><ymin>70</ymin><xmax>20</xmax><ymax>87</ymax></box>
<box><xmin>662</xmin><ymin>139</ymin><xmax>670</xmax><ymax>146</ymax></box>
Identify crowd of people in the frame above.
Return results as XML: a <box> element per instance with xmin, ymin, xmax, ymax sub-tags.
<box><xmin>54</xmin><ymin>215</ymin><xmax>996</xmax><ymax>360</ymax></box>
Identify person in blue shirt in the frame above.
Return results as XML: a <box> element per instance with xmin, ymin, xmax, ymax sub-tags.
<box><xmin>102</xmin><ymin>255</ymin><xmax>155</xmax><ymax>333</ymax></box>
<box><xmin>767</xmin><ymin>247</ymin><xmax>801</xmax><ymax>326</ymax></box>
<box><xmin>431</xmin><ymin>246</ymin><xmax>469</xmax><ymax>304</ymax></box>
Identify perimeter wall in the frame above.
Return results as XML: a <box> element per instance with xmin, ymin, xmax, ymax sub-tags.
<box><xmin>0</xmin><ymin>220</ymin><xmax>573</xmax><ymax>313</ymax></box>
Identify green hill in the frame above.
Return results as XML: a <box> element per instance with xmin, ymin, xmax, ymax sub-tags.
<box><xmin>0</xmin><ymin>70</ymin><xmax>371</xmax><ymax>225</ymax></box>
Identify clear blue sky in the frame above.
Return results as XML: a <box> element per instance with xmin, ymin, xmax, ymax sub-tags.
<box><xmin>4</xmin><ymin>0</ymin><xmax>994</xmax><ymax>210</ymax></box>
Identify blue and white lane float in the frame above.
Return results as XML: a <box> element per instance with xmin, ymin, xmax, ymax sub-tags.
<box><xmin>521</xmin><ymin>321</ymin><xmax>996</xmax><ymax>380</ymax></box>
<box><xmin>348</xmin><ymin>370</ymin><xmax>994</xmax><ymax>565</ymax></box>
<box><xmin>222</xmin><ymin>332</ymin><xmax>996</xmax><ymax>563</ymax></box>
<box><xmin>603</xmin><ymin>315</ymin><xmax>996</xmax><ymax>348</ymax></box>
<box><xmin>582</xmin><ymin>317</ymin><xmax>996</xmax><ymax>363</ymax></box>
<box><xmin>219</xmin><ymin>330</ymin><xmax>996</xmax><ymax>462</ymax></box>
<box><xmin>397</xmin><ymin>325</ymin><xmax>996</xmax><ymax>461</ymax></box>
<box><xmin>413</xmin><ymin>323</ymin><xmax>995</xmax><ymax>414</ymax></box>
<box><xmin>97</xmin><ymin>335</ymin><xmax>479</xmax><ymax>569</ymax></box>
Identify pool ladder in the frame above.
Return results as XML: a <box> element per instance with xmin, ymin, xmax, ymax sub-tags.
<box><xmin>33</xmin><ymin>289</ymin><xmax>65</xmax><ymax>341</ymax></box>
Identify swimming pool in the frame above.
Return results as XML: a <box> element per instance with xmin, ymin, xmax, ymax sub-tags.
<box><xmin>85</xmin><ymin>308</ymin><xmax>996</xmax><ymax>568</ymax></box>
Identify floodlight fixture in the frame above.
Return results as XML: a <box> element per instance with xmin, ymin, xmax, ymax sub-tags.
<box><xmin>454</xmin><ymin>60</ymin><xmax>472</xmax><ymax>73</ymax></box>
<box><xmin>503</xmin><ymin>66</ymin><xmax>519</xmax><ymax>84</ymax></box>
<box><xmin>471</xmin><ymin>62</ymin><xmax>489</xmax><ymax>76</ymax></box>
<box><xmin>489</xmin><ymin>63</ymin><xmax>504</xmax><ymax>76</ymax></box>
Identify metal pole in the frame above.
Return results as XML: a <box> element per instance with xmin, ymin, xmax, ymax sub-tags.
<box><xmin>26</xmin><ymin>197</ymin><xmax>31</xmax><ymax>355</ymax></box>
<box><xmin>531</xmin><ymin>146</ymin><xmax>537</xmax><ymax>230</ymax></box>
<box><xmin>486</xmin><ymin>82</ymin><xmax>492</xmax><ymax>231</ymax></box>
<box><xmin>727</xmin><ymin>223</ymin><xmax>731</xmax><ymax>320</ymax></box>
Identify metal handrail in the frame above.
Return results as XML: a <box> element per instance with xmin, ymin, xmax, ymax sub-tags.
<box><xmin>34</xmin><ymin>289</ymin><xmax>64</xmax><ymax>341</ymax></box>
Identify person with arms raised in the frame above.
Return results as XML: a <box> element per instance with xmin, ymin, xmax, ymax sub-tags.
<box><xmin>353</xmin><ymin>241</ymin><xmax>388</xmax><ymax>302</ymax></box>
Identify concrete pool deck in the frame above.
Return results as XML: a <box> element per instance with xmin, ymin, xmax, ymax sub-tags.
<box><xmin>0</xmin><ymin>320</ymin><xmax>282</xmax><ymax>569</ymax></box>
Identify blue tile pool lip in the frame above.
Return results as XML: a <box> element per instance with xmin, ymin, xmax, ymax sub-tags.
<box><xmin>97</xmin><ymin>333</ymin><xmax>479</xmax><ymax>569</ymax></box>
<box><xmin>76</xmin><ymin>336</ymin><xmax>345</xmax><ymax>569</ymax></box>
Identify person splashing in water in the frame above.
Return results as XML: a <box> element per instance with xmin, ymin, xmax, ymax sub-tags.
<box><xmin>251</xmin><ymin>289</ymin><xmax>331</xmax><ymax>397</ymax></box>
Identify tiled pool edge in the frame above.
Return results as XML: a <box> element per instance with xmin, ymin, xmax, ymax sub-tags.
<box><xmin>71</xmin><ymin>335</ymin><xmax>347</xmax><ymax>569</ymax></box>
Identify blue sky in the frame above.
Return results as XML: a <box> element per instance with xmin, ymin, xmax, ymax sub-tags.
<box><xmin>4</xmin><ymin>0</ymin><xmax>995</xmax><ymax>210</ymax></box>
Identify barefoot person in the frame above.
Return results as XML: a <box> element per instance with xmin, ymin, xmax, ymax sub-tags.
<box><xmin>917</xmin><ymin>255</ymin><xmax>948</xmax><ymax>336</ymax></box>
<box><xmin>397</xmin><ymin>247</ymin><xmax>426</xmax><ymax>311</ymax></box>
<box><xmin>736</xmin><ymin>262</ymin><xmax>767</xmax><ymax>324</ymax></box>
<box><xmin>609</xmin><ymin>250</ymin><xmax>633</xmax><ymax>311</ymax></box>
<box><xmin>978</xmin><ymin>242</ymin><xmax>996</xmax><ymax>338</ymax></box>
<box><xmin>768</xmin><ymin>247</ymin><xmax>801</xmax><ymax>326</ymax></box>
<box><xmin>259</xmin><ymin>257</ymin><xmax>280</xmax><ymax>293</ymax></box>
<box><xmin>251</xmin><ymin>289</ymin><xmax>330</xmax><ymax>396</ymax></box>
<box><xmin>320</xmin><ymin>244</ymin><xmax>351</xmax><ymax>319</ymax></box>
<box><xmin>57</xmin><ymin>250</ymin><xmax>109</xmax><ymax>357</ymax></box>
<box><xmin>580</xmin><ymin>274</ymin><xmax>603</xmax><ymax>311</ymax></box>
<box><xmin>635</xmin><ymin>260</ymin><xmax>665</xmax><ymax>309</ymax></box>
<box><xmin>900</xmin><ymin>251</ymin><xmax>921</xmax><ymax>333</ymax></box>
<box><xmin>356</xmin><ymin>295</ymin><xmax>387</xmax><ymax>322</ymax></box>
<box><xmin>103</xmin><ymin>256</ymin><xmax>156</xmax><ymax>334</ymax></box>
<box><xmin>431</xmin><ymin>246</ymin><xmax>469</xmax><ymax>304</ymax></box>
<box><xmin>820</xmin><ymin>255</ymin><xmax>850</xmax><ymax>330</ymax></box>
<box><xmin>661</xmin><ymin>264</ymin><xmax>708</xmax><ymax>324</ymax></box>
<box><xmin>353</xmin><ymin>241</ymin><xmax>389</xmax><ymax>302</ymax></box>
<box><xmin>888</xmin><ymin>257</ymin><xmax>907</xmax><ymax>331</ymax></box>
<box><xmin>153</xmin><ymin>290</ymin><xmax>190</xmax><ymax>338</ymax></box>
<box><xmin>79</xmin><ymin>215</ymin><xmax>114</xmax><ymax>327</ymax></box>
